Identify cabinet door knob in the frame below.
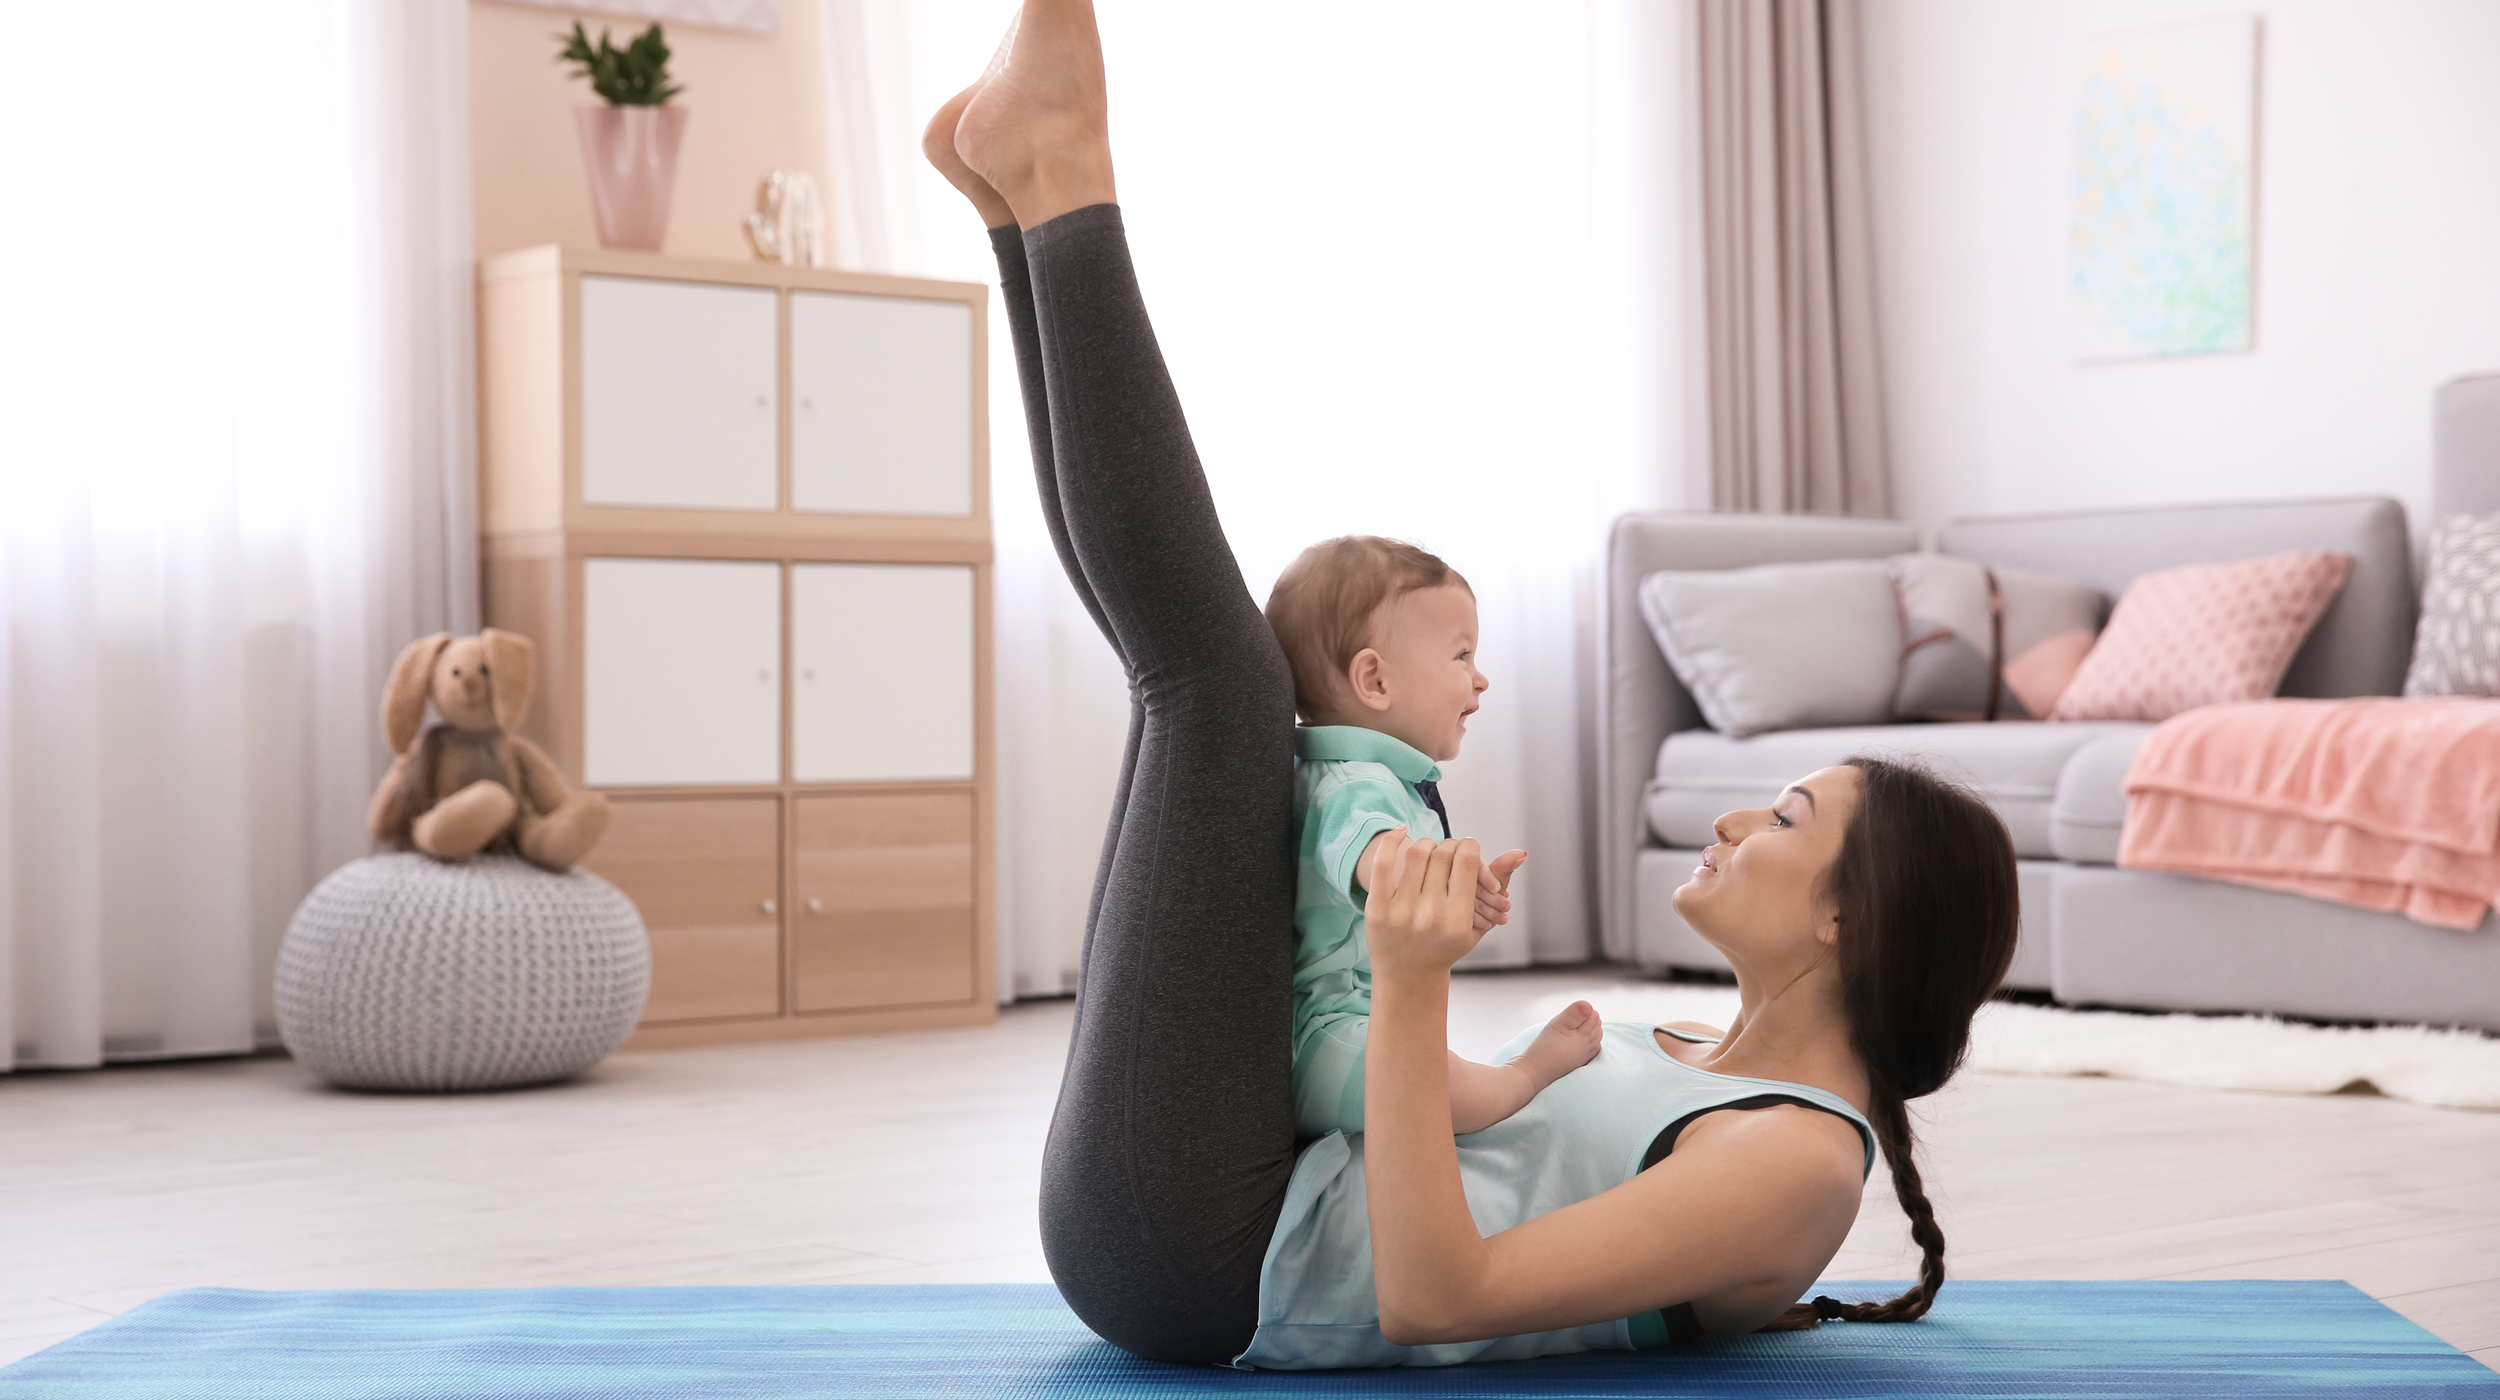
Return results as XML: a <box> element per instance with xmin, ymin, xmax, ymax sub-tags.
<box><xmin>760</xmin><ymin>898</ymin><xmax>777</xmax><ymax>915</ymax></box>
<box><xmin>806</xmin><ymin>897</ymin><xmax>823</xmax><ymax>914</ymax></box>
<box><xmin>754</xmin><ymin>394</ymin><xmax>770</xmax><ymax>409</ymax></box>
<box><xmin>800</xmin><ymin>395</ymin><xmax>815</xmax><ymax>410</ymax></box>
<box><xmin>758</xmin><ymin>668</ymin><xmax>773</xmax><ymax>681</ymax></box>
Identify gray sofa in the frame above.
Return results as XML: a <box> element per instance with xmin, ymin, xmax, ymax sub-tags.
<box><xmin>1597</xmin><ymin>492</ymin><xmax>2500</xmax><ymax>1032</ymax></box>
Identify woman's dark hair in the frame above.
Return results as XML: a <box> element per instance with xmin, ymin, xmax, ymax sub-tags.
<box><xmin>1762</xmin><ymin>755</ymin><xmax>2019</xmax><ymax>1332</ymax></box>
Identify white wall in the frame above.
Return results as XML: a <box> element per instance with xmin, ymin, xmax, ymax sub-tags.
<box><xmin>469</xmin><ymin>0</ymin><xmax>838</xmax><ymax>261</ymax></box>
<box><xmin>1860</xmin><ymin>0</ymin><xmax>2500</xmax><ymax>537</ymax></box>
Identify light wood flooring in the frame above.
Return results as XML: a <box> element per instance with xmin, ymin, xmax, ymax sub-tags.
<box><xmin>3</xmin><ymin>968</ymin><xmax>2494</xmax><ymax>1370</ymax></box>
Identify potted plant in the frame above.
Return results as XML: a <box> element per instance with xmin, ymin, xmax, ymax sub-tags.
<box><xmin>559</xmin><ymin>21</ymin><xmax>688</xmax><ymax>251</ymax></box>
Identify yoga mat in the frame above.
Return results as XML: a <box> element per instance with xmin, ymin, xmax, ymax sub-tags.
<box><xmin>3</xmin><ymin>1280</ymin><xmax>2492</xmax><ymax>1398</ymax></box>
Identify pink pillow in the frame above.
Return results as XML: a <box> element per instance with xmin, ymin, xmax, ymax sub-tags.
<box><xmin>2050</xmin><ymin>551</ymin><xmax>2353</xmax><ymax>722</ymax></box>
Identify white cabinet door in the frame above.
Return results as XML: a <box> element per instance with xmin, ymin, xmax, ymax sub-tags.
<box><xmin>789</xmin><ymin>292</ymin><xmax>973</xmax><ymax>517</ymax></box>
<box><xmin>580</xmin><ymin>276</ymin><xmax>779</xmax><ymax>511</ymax></box>
<box><xmin>584</xmin><ymin>558</ymin><xmax>782</xmax><ymax>786</ymax></box>
<box><xmin>791</xmin><ymin>563</ymin><xmax>975</xmax><ymax>782</ymax></box>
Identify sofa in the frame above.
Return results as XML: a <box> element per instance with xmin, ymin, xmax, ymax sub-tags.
<box><xmin>1598</xmin><ymin>470</ymin><xmax>2500</xmax><ymax>1032</ymax></box>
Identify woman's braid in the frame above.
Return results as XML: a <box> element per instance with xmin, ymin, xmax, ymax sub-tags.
<box><xmin>1757</xmin><ymin>1086</ymin><xmax>1944</xmax><ymax>1331</ymax></box>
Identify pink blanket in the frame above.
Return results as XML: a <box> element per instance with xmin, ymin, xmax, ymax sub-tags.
<box><xmin>2118</xmin><ymin>697</ymin><xmax>2500</xmax><ymax>930</ymax></box>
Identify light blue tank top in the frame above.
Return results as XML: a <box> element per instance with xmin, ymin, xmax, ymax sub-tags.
<box><xmin>1232</xmin><ymin>1019</ymin><xmax>1875</xmax><ymax>1370</ymax></box>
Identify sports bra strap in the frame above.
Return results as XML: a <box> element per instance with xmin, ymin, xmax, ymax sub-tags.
<box><xmin>1640</xmin><ymin>1092</ymin><xmax>1877</xmax><ymax>1174</ymax></box>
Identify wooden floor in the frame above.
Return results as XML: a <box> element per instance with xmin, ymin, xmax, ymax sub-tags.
<box><xmin>3</xmin><ymin>968</ymin><xmax>2494</xmax><ymax>1370</ymax></box>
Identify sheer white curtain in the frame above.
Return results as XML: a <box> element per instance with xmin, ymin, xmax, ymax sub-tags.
<box><xmin>0</xmin><ymin>2</ymin><xmax>477</xmax><ymax>1069</ymax></box>
<box><xmin>822</xmin><ymin>1</ymin><xmax>1702</xmax><ymax>999</ymax></box>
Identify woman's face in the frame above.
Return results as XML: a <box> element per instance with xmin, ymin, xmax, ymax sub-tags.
<box><xmin>1671</xmin><ymin>765</ymin><xmax>1861</xmax><ymax>966</ymax></box>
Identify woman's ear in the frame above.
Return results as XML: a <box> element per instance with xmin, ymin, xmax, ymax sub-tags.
<box><xmin>481</xmin><ymin>628</ymin><xmax>535</xmax><ymax>731</ymax></box>
<box><xmin>1346</xmin><ymin>647</ymin><xmax>1392</xmax><ymax>713</ymax></box>
<box><xmin>1814</xmin><ymin>911</ymin><xmax>1843</xmax><ymax>947</ymax></box>
<box><xmin>383</xmin><ymin>633</ymin><xmax>452</xmax><ymax>755</ymax></box>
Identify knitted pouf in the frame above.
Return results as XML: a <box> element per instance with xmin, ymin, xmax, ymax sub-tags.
<box><xmin>276</xmin><ymin>852</ymin><xmax>650</xmax><ymax>1092</ymax></box>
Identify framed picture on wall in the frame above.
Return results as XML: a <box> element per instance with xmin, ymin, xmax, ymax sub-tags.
<box><xmin>486</xmin><ymin>0</ymin><xmax>779</xmax><ymax>36</ymax></box>
<box><xmin>2070</xmin><ymin>16</ymin><xmax>2260</xmax><ymax>363</ymax></box>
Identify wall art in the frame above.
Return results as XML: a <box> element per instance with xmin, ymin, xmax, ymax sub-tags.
<box><xmin>490</xmin><ymin>0</ymin><xmax>778</xmax><ymax>38</ymax></box>
<box><xmin>2071</xmin><ymin>16</ymin><xmax>2259</xmax><ymax>361</ymax></box>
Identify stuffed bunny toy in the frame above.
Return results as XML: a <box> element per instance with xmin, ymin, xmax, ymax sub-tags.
<box><xmin>366</xmin><ymin>629</ymin><xmax>611</xmax><ymax>871</ymax></box>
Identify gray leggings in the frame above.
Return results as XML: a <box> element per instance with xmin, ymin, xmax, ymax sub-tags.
<box><xmin>994</xmin><ymin>206</ymin><xmax>1301</xmax><ymax>1365</ymax></box>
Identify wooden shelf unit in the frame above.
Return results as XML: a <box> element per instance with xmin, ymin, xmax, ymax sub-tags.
<box><xmin>478</xmin><ymin>245</ymin><xmax>996</xmax><ymax>1048</ymax></box>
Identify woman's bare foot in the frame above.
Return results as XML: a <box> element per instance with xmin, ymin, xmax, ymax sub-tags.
<box><xmin>951</xmin><ymin>0</ymin><xmax>1117</xmax><ymax>229</ymax></box>
<box><xmin>923</xmin><ymin>83</ymin><xmax>1015</xmax><ymax>229</ymax></box>
<box><xmin>1511</xmin><ymin>1000</ymin><xmax>1604</xmax><ymax>1086</ymax></box>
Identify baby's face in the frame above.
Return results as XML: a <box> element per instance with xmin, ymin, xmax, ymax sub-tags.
<box><xmin>1367</xmin><ymin>584</ymin><xmax>1487</xmax><ymax>762</ymax></box>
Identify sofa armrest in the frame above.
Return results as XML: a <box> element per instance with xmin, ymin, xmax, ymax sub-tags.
<box><xmin>2435</xmin><ymin>372</ymin><xmax>2500</xmax><ymax>517</ymax></box>
<box><xmin>1596</xmin><ymin>512</ymin><xmax>1918</xmax><ymax>960</ymax></box>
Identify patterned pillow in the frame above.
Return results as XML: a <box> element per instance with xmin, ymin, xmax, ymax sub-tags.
<box><xmin>2404</xmin><ymin>512</ymin><xmax>2500</xmax><ymax>696</ymax></box>
<box><xmin>1890</xmin><ymin>554</ymin><xmax>2104</xmax><ymax>720</ymax></box>
<box><xmin>2050</xmin><ymin>551</ymin><xmax>2352</xmax><ymax>723</ymax></box>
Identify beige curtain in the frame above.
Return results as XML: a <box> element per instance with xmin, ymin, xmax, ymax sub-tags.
<box><xmin>1697</xmin><ymin>0</ymin><xmax>1889</xmax><ymax>516</ymax></box>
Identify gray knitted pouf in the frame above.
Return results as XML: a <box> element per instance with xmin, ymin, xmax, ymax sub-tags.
<box><xmin>276</xmin><ymin>853</ymin><xmax>650</xmax><ymax>1092</ymax></box>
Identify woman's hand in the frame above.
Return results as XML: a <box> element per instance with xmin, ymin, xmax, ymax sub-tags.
<box><xmin>1366</xmin><ymin>829</ymin><xmax>1489</xmax><ymax>981</ymax></box>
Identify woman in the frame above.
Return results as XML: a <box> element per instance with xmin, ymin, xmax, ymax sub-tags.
<box><xmin>924</xmin><ymin>1</ymin><xmax>2019</xmax><ymax>1368</ymax></box>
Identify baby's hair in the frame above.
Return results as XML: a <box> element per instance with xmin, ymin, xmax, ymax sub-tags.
<box><xmin>1264</xmin><ymin>536</ymin><xmax>1471</xmax><ymax>723</ymax></box>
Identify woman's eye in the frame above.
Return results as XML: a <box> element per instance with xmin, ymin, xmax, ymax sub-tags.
<box><xmin>1770</xmin><ymin>810</ymin><xmax>1791</xmax><ymax>829</ymax></box>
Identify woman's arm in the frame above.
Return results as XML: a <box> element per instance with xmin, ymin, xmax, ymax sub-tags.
<box><xmin>1362</xmin><ymin>835</ymin><xmax>1483</xmax><ymax>1334</ymax></box>
<box><xmin>1361</xmin><ymin>833</ymin><xmax>1863</xmax><ymax>1344</ymax></box>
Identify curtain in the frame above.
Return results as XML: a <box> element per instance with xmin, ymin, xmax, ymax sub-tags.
<box><xmin>0</xmin><ymin>2</ymin><xmax>478</xmax><ymax>1070</ymax></box>
<box><xmin>1697</xmin><ymin>0</ymin><xmax>1890</xmax><ymax>516</ymax></box>
<box><xmin>822</xmin><ymin>1</ymin><xmax>1705</xmax><ymax>998</ymax></box>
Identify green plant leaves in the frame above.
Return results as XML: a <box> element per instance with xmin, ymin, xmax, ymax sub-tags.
<box><xmin>557</xmin><ymin>20</ymin><xmax>684</xmax><ymax>107</ymax></box>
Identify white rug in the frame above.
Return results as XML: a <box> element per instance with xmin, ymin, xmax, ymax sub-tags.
<box><xmin>1526</xmin><ymin>985</ymin><xmax>2500</xmax><ymax>1112</ymax></box>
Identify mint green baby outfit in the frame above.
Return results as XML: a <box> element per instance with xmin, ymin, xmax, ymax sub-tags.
<box><xmin>1290</xmin><ymin>725</ymin><xmax>1449</xmax><ymax>1138</ymax></box>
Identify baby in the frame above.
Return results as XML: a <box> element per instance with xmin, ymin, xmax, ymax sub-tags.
<box><xmin>1266</xmin><ymin>536</ymin><xmax>1603</xmax><ymax>1138</ymax></box>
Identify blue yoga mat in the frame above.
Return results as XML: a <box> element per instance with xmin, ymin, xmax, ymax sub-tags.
<box><xmin>3</xmin><ymin>1281</ymin><xmax>2492</xmax><ymax>1398</ymax></box>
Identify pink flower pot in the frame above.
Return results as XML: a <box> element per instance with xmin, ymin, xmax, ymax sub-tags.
<box><xmin>574</xmin><ymin>104</ymin><xmax>690</xmax><ymax>251</ymax></box>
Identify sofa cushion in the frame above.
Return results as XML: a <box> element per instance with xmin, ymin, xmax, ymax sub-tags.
<box><xmin>2050</xmin><ymin>551</ymin><xmax>2353</xmax><ymax>721</ymax></box>
<box><xmin>2404</xmin><ymin>511</ymin><xmax>2500</xmax><ymax>696</ymax></box>
<box><xmin>1636</xmin><ymin>560</ymin><xmax>1901</xmax><ymax>738</ymax></box>
<box><xmin>1891</xmin><ymin>554</ymin><xmax>2103</xmax><ymax>720</ymax></box>
<box><xmin>1645</xmin><ymin>722</ymin><xmax>2153</xmax><ymax>858</ymax></box>
<box><xmin>2048</xmin><ymin>727</ymin><xmax>2156</xmax><ymax>864</ymax></box>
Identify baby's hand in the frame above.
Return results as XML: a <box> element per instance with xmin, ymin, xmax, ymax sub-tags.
<box><xmin>1472</xmin><ymin>849</ymin><xmax>1529</xmax><ymax>932</ymax></box>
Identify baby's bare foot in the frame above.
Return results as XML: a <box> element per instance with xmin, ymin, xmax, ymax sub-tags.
<box><xmin>924</xmin><ymin>83</ymin><xmax>1015</xmax><ymax>228</ymax></box>
<box><xmin>1512</xmin><ymin>1000</ymin><xmax>1603</xmax><ymax>1086</ymax></box>
<box><xmin>954</xmin><ymin>0</ymin><xmax>1117</xmax><ymax>228</ymax></box>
